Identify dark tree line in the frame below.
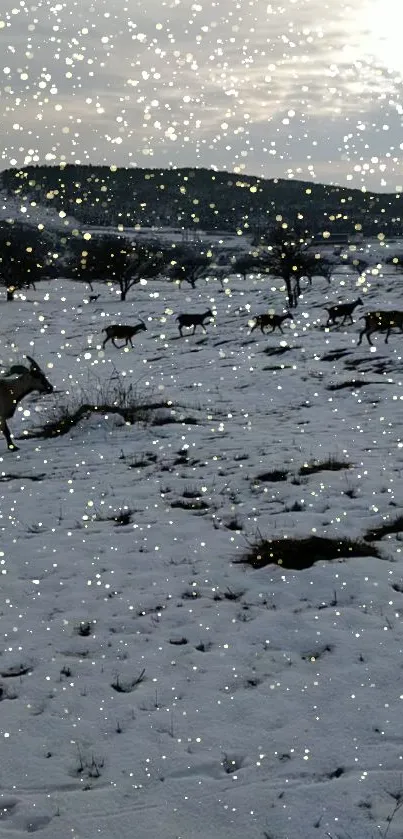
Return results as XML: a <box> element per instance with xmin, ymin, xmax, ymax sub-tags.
<box><xmin>0</xmin><ymin>220</ymin><xmax>370</xmax><ymax>307</ymax></box>
<box><xmin>0</xmin><ymin>225</ymin><xmax>216</xmax><ymax>302</ymax></box>
<box><xmin>2</xmin><ymin>163</ymin><xmax>400</xmax><ymax>236</ymax></box>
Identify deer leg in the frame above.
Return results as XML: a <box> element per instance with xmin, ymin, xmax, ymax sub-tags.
<box><xmin>102</xmin><ymin>336</ymin><xmax>109</xmax><ymax>349</ymax></box>
<box><xmin>179</xmin><ymin>326</ymin><xmax>184</xmax><ymax>337</ymax></box>
<box><xmin>129</xmin><ymin>337</ymin><xmax>134</xmax><ymax>347</ymax></box>
<box><xmin>385</xmin><ymin>328</ymin><xmax>391</xmax><ymax>343</ymax></box>
<box><xmin>1</xmin><ymin>418</ymin><xmax>19</xmax><ymax>451</ymax></box>
<box><xmin>366</xmin><ymin>330</ymin><xmax>374</xmax><ymax>346</ymax></box>
<box><xmin>112</xmin><ymin>338</ymin><xmax>119</xmax><ymax>348</ymax></box>
<box><xmin>278</xmin><ymin>325</ymin><xmax>284</xmax><ymax>334</ymax></box>
<box><xmin>201</xmin><ymin>324</ymin><xmax>207</xmax><ymax>333</ymax></box>
<box><xmin>193</xmin><ymin>325</ymin><xmax>197</xmax><ymax>335</ymax></box>
<box><xmin>260</xmin><ymin>324</ymin><xmax>265</xmax><ymax>334</ymax></box>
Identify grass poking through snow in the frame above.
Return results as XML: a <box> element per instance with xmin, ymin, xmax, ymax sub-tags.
<box><xmin>299</xmin><ymin>457</ymin><xmax>352</xmax><ymax>476</ymax></box>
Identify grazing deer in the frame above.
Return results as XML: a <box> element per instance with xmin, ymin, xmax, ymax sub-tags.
<box><xmin>357</xmin><ymin>310</ymin><xmax>403</xmax><ymax>345</ymax></box>
<box><xmin>325</xmin><ymin>297</ymin><xmax>363</xmax><ymax>327</ymax></box>
<box><xmin>250</xmin><ymin>312</ymin><xmax>293</xmax><ymax>335</ymax></box>
<box><xmin>176</xmin><ymin>308</ymin><xmax>214</xmax><ymax>337</ymax></box>
<box><xmin>0</xmin><ymin>356</ymin><xmax>54</xmax><ymax>451</ymax></box>
<box><xmin>102</xmin><ymin>321</ymin><xmax>147</xmax><ymax>349</ymax></box>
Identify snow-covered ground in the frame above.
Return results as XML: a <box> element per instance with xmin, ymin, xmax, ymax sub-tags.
<box><xmin>1</xmin><ymin>259</ymin><xmax>403</xmax><ymax>839</ymax></box>
<box><xmin>82</xmin><ymin>224</ymin><xmax>249</xmax><ymax>251</ymax></box>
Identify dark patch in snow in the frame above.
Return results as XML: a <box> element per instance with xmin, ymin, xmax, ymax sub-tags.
<box><xmin>238</xmin><ymin>535</ymin><xmax>380</xmax><ymax>570</ymax></box>
<box><xmin>364</xmin><ymin>515</ymin><xmax>403</xmax><ymax>542</ymax></box>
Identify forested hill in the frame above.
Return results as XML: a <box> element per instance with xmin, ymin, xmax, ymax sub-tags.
<box><xmin>0</xmin><ymin>164</ymin><xmax>401</xmax><ymax>236</ymax></box>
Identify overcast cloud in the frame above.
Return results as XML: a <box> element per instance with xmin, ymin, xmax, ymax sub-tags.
<box><xmin>0</xmin><ymin>0</ymin><xmax>402</xmax><ymax>190</ymax></box>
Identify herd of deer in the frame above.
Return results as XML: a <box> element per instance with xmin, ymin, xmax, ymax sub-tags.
<box><xmin>1</xmin><ymin>297</ymin><xmax>403</xmax><ymax>452</ymax></box>
<box><xmin>101</xmin><ymin>298</ymin><xmax>403</xmax><ymax>347</ymax></box>
<box><xmin>101</xmin><ymin>307</ymin><xmax>216</xmax><ymax>347</ymax></box>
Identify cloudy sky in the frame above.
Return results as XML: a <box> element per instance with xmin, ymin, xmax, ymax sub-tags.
<box><xmin>0</xmin><ymin>0</ymin><xmax>402</xmax><ymax>191</ymax></box>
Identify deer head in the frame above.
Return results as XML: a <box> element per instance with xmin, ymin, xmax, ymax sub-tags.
<box><xmin>25</xmin><ymin>356</ymin><xmax>54</xmax><ymax>394</ymax></box>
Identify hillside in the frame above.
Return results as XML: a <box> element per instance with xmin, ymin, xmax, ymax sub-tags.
<box><xmin>0</xmin><ymin>164</ymin><xmax>402</xmax><ymax>235</ymax></box>
<box><xmin>0</xmin><ymin>187</ymin><xmax>80</xmax><ymax>231</ymax></box>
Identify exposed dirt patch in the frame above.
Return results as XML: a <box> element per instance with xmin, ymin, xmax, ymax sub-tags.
<box><xmin>238</xmin><ymin>535</ymin><xmax>379</xmax><ymax>571</ymax></box>
<box><xmin>299</xmin><ymin>459</ymin><xmax>352</xmax><ymax>476</ymax></box>
<box><xmin>364</xmin><ymin>515</ymin><xmax>403</xmax><ymax>542</ymax></box>
<box><xmin>255</xmin><ymin>469</ymin><xmax>288</xmax><ymax>482</ymax></box>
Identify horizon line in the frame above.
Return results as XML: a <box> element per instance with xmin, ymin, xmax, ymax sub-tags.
<box><xmin>0</xmin><ymin>162</ymin><xmax>401</xmax><ymax>199</ymax></box>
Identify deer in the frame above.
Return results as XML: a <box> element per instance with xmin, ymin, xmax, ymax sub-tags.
<box><xmin>250</xmin><ymin>312</ymin><xmax>293</xmax><ymax>335</ymax></box>
<box><xmin>357</xmin><ymin>310</ymin><xmax>403</xmax><ymax>346</ymax></box>
<box><xmin>102</xmin><ymin>321</ymin><xmax>147</xmax><ymax>349</ymax></box>
<box><xmin>324</xmin><ymin>297</ymin><xmax>363</xmax><ymax>327</ymax></box>
<box><xmin>176</xmin><ymin>308</ymin><xmax>214</xmax><ymax>337</ymax></box>
<box><xmin>88</xmin><ymin>294</ymin><xmax>100</xmax><ymax>303</ymax></box>
<box><xmin>0</xmin><ymin>356</ymin><xmax>54</xmax><ymax>451</ymax></box>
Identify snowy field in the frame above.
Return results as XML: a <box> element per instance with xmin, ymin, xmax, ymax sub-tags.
<box><xmin>2</xmin><ymin>258</ymin><xmax>403</xmax><ymax>839</ymax></box>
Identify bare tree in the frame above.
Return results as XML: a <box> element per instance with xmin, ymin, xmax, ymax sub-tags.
<box><xmin>168</xmin><ymin>250</ymin><xmax>211</xmax><ymax>289</ymax></box>
<box><xmin>346</xmin><ymin>256</ymin><xmax>369</xmax><ymax>275</ymax></box>
<box><xmin>258</xmin><ymin>227</ymin><xmax>332</xmax><ymax>308</ymax></box>
<box><xmin>115</xmin><ymin>243</ymin><xmax>168</xmax><ymax>301</ymax></box>
<box><xmin>66</xmin><ymin>234</ymin><xmax>169</xmax><ymax>301</ymax></box>
<box><xmin>0</xmin><ymin>222</ymin><xmax>55</xmax><ymax>301</ymax></box>
<box><xmin>231</xmin><ymin>254</ymin><xmax>263</xmax><ymax>280</ymax></box>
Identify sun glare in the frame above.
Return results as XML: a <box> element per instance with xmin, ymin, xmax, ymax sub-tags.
<box><xmin>365</xmin><ymin>0</ymin><xmax>403</xmax><ymax>74</ymax></box>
